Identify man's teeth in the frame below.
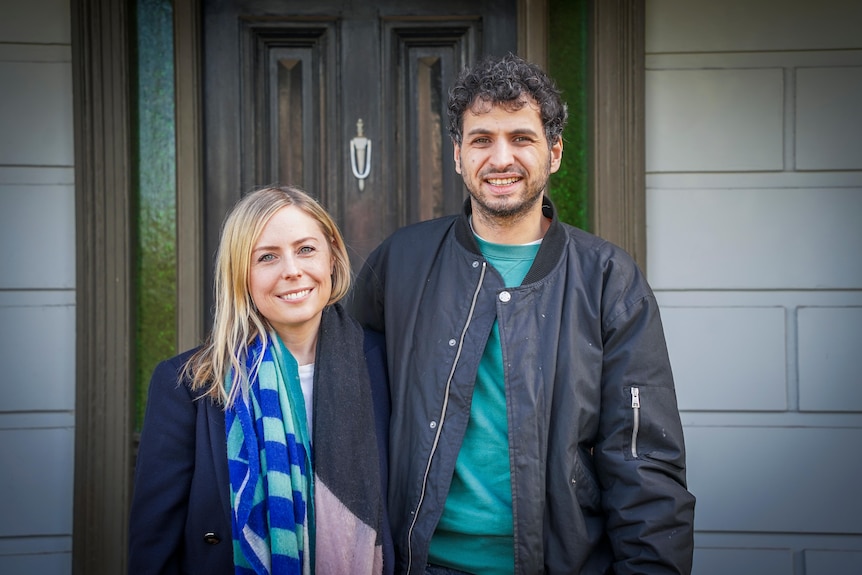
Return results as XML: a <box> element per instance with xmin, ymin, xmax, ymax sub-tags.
<box><xmin>282</xmin><ymin>289</ymin><xmax>310</xmax><ymax>300</ymax></box>
<box><xmin>487</xmin><ymin>177</ymin><xmax>519</xmax><ymax>185</ymax></box>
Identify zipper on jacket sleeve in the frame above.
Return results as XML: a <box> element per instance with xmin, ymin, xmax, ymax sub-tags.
<box><xmin>630</xmin><ymin>387</ymin><xmax>640</xmax><ymax>458</ymax></box>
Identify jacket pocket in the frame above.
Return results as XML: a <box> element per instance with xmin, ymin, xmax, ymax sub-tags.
<box><xmin>572</xmin><ymin>448</ymin><xmax>601</xmax><ymax>512</ymax></box>
<box><xmin>622</xmin><ymin>385</ymin><xmax>686</xmax><ymax>468</ymax></box>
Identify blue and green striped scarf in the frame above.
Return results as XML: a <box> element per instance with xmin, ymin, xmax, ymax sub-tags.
<box><xmin>226</xmin><ymin>334</ymin><xmax>313</xmax><ymax>575</ymax></box>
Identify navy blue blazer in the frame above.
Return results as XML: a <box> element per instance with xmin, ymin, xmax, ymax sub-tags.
<box><xmin>128</xmin><ymin>330</ymin><xmax>392</xmax><ymax>575</ymax></box>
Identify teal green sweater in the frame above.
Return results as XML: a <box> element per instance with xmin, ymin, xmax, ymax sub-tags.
<box><xmin>428</xmin><ymin>235</ymin><xmax>540</xmax><ymax>575</ymax></box>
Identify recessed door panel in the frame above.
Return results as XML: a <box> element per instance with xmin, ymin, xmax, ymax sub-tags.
<box><xmin>203</xmin><ymin>0</ymin><xmax>517</xmax><ymax>309</ymax></box>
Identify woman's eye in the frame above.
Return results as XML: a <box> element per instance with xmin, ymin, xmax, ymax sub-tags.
<box><xmin>257</xmin><ymin>253</ymin><xmax>275</xmax><ymax>262</ymax></box>
<box><xmin>298</xmin><ymin>246</ymin><xmax>315</xmax><ymax>255</ymax></box>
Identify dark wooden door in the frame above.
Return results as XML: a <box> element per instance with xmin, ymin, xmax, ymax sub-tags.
<box><xmin>202</xmin><ymin>0</ymin><xmax>517</xmax><ymax>302</ymax></box>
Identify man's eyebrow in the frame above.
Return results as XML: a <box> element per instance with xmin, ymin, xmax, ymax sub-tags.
<box><xmin>464</xmin><ymin>127</ymin><xmax>542</xmax><ymax>138</ymax></box>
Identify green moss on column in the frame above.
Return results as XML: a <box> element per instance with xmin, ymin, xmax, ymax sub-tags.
<box><xmin>548</xmin><ymin>0</ymin><xmax>589</xmax><ymax>231</ymax></box>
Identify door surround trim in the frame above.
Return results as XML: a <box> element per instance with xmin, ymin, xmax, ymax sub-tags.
<box><xmin>519</xmin><ymin>0</ymin><xmax>548</xmax><ymax>69</ymax></box>
<box><xmin>589</xmin><ymin>0</ymin><xmax>646</xmax><ymax>271</ymax></box>
<box><xmin>71</xmin><ymin>1</ymin><xmax>134</xmax><ymax>572</ymax></box>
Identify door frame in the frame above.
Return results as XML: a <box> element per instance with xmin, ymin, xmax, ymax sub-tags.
<box><xmin>71</xmin><ymin>0</ymin><xmax>644</xmax><ymax>571</ymax></box>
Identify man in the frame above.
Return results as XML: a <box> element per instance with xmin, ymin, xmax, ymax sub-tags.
<box><xmin>352</xmin><ymin>53</ymin><xmax>695</xmax><ymax>575</ymax></box>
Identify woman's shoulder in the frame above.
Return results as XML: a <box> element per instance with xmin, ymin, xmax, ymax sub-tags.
<box><xmin>153</xmin><ymin>347</ymin><xmax>199</xmax><ymax>375</ymax></box>
<box><xmin>148</xmin><ymin>347</ymin><xmax>205</xmax><ymax>393</ymax></box>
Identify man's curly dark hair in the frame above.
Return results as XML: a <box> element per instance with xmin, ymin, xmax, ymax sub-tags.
<box><xmin>447</xmin><ymin>53</ymin><xmax>568</xmax><ymax>149</ymax></box>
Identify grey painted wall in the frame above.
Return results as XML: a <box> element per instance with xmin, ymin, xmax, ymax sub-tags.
<box><xmin>646</xmin><ymin>1</ymin><xmax>862</xmax><ymax>573</ymax></box>
<box><xmin>0</xmin><ymin>0</ymin><xmax>75</xmax><ymax>572</ymax></box>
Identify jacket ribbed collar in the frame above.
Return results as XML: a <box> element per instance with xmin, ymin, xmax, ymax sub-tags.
<box><xmin>454</xmin><ymin>195</ymin><xmax>568</xmax><ymax>285</ymax></box>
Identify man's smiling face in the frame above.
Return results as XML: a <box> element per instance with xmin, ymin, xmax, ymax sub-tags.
<box><xmin>454</xmin><ymin>96</ymin><xmax>562</xmax><ymax>224</ymax></box>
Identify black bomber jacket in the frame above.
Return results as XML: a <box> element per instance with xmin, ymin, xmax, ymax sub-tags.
<box><xmin>352</xmin><ymin>197</ymin><xmax>695</xmax><ymax>575</ymax></box>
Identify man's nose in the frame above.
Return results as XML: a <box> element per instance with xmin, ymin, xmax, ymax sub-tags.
<box><xmin>489</xmin><ymin>141</ymin><xmax>515</xmax><ymax>169</ymax></box>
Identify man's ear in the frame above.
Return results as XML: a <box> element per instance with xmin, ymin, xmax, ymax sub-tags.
<box><xmin>453</xmin><ymin>142</ymin><xmax>462</xmax><ymax>174</ymax></box>
<box><xmin>549</xmin><ymin>136</ymin><xmax>563</xmax><ymax>174</ymax></box>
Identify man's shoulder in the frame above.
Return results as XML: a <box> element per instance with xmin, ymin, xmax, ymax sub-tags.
<box><xmin>559</xmin><ymin>221</ymin><xmax>606</xmax><ymax>248</ymax></box>
<box><xmin>390</xmin><ymin>214</ymin><xmax>458</xmax><ymax>241</ymax></box>
<box><xmin>554</xmin><ymin>221</ymin><xmax>650</xmax><ymax>296</ymax></box>
<box><xmin>376</xmin><ymin>215</ymin><xmax>459</xmax><ymax>258</ymax></box>
<box><xmin>560</xmin><ymin>221</ymin><xmax>637</xmax><ymax>264</ymax></box>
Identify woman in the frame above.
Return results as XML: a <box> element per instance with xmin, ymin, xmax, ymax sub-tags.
<box><xmin>129</xmin><ymin>186</ymin><xmax>391</xmax><ymax>575</ymax></box>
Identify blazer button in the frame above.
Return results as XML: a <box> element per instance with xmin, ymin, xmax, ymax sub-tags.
<box><xmin>203</xmin><ymin>532</ymin><xmax>221</xmax><ymax>545</ymax></box>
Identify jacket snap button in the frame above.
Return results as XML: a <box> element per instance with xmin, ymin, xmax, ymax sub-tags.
<box><xmin>203</xmin><ymin>532</ymin><xmax>221</xmax><ymax>545</ymax></box>
<box><xmin>448</xmin><ymin>339</ymin><xmax>456</xmax><ymax>346</ymax></box>
<box><xmin>499</xmin><ymin>291</ymin><xmax>511</xmax><ymax>302</ymax></box>
<box><xmin>430</xmin><ymin>421</ymin><xmax>437</xmax><ymax>429</ymax></box>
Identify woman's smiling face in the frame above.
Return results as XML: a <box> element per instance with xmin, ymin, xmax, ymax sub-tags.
<box><xmin>248</xmin><ymin>205</ymin><xmax>333</xmax><ymax>345</ymax></box>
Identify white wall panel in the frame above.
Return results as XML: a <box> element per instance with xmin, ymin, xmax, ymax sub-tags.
<box><xmin>0</xmin><ymin>304</ymin><xmax>75</xmax><ymax>411</ymax></box>
<box><xmin>0</xmin><ymin>62</ymin><xmax>73</xmax><ymax>166</ymax></box>
<box><xmin>685</xmin><ymin>426</ymin><xmax>862</xmax><ymax>533</ymax></box>
<box><xmin>692</xmin><ymin>548</ymin><xmax>792</xmax><ymax>575</ymax></box>
<box><xmin>0</xmin><ymin>428</ymin><xmax>73</xmax><ymax>536</ymax></box>
<box><xmin>0</xmin><ymin>185</ymin><xmax>75</xmax><ymax>289</ymax></box>
<box><xmin>646</xmin><ymin>69</ymin><xmax>784</xmax><ymax>172</ymax></box>
<box><xmin>0</xmin><ymin>553</ymin><xmax>71</xmax><ymax>575</ymax></box>
<box><xmin>647</xmin><ymin>188</ymin><xmax>862</xmax><ymax>290</ymax></box>
<box><xmin>796</xmin><ymin>66</ymin><xmax>862</xmax><ymax>170</ymax></box>
<box><xmin>804</xmin><ymin>550</ymin><xmax>862</xmax><ymax>574</ymax></box>
<box><xmin>0</xmin><ymin>0</ymin><xmax>70</xmax><ymax>44</ymax></box>
<box><xmin>646</xmin><ymin>0</ymin><xmax>862</xmax><ymax>53</ymax></box>
<box><xmin>662</xmin><ymin>307</ymin><xmax>786</xmax><ymax>411</ymax></box>
<box><xmin>798</xmin><ymin>307</ymin><xmax>862</xmax><ymax>412</ymax></box>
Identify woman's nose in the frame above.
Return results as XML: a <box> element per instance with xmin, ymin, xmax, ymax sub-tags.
<box><xmin>280</xmin><ymin>256</ymin><xmax>301</xmax><ymax>277</ymax></box>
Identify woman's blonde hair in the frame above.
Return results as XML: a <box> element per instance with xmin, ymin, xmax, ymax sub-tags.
<box><xmin>184</xmin><ymin>185</ymin><xmax>351</xmax><ymax>405</ymax></box>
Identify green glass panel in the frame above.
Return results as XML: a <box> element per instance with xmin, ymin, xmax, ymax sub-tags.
<box><xmin>548</xmin><ymin>0</ymin><xmax>589</xmax><ymax>231</ymax></box>
<box><xmin>134</xmin><ymin>0</ymin><xmax>177</xmax><ymax>430</ymax></box>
